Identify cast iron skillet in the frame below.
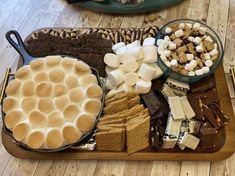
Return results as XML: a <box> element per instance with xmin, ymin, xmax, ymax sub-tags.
<box><xmin>2</xmin><ymin>30</ymin><xmax>105</xmax><ymax>152</ymax></box>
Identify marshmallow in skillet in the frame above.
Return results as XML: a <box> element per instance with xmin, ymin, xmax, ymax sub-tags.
<box><xmin>108</xmin><ymin>69</ymin><xmax>124</xmax><ymax>87</ymax></box>
<box><xmin>112</xmin><ymin>42</ymin><xmax>125</xmax><ymax>53</ymax></box>
<box><xmin>135</xmin><ymin>79</ymin><xmax>152</xmax><ymax>94</ymax></box>
<box><xmin>104</xmin><ymin>53</ymin><xmax>120</xmax><ymax>68</ymax></box>
<box><xmin>143</xmin><ymin>46</ymin><xmax>158</xmax><ymax>63</ymax></box>
<box><xmin>138</xmin><ymin>63</ymin><xmax>156</xmax><ymax>81</ymax></box>
<box><xmin>143</xmin><ymin>37</ymin><xmax>155</xmax><ymax>46</ymax></box>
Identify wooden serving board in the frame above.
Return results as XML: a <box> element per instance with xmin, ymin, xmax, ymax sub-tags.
<box><xmin>2</xmin><ymin>28</ymin><xmax>235</xmax><ymax>161</ymax></box>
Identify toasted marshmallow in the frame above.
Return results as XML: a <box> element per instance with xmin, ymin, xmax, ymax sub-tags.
<box><xmin>135</xmin><ymin>79</ymin><xmax>152</xmax><ymax>94</ymax></box>
<box><xmin>138</xmin><ymin>63</ymin><xmax>156</xmax><ymax>81</ymax></box>
<box><xmin>143</xmin><ymin>37</ymin><xmax>155</xmax><ymax>46</ymax></box>
<box><xmin>108</xmin><ymin>69</ymin><xmax>124</xmax><ymax>87</ymax></box>
<box><xmin>143</xmin><ymin>46</ymin><xmax>158</xmax><ymax>63</ymax></box>
<box><xmin>104</xmin><ymin>53</ymin><xmax>120</xmax><ymax>68</ymax></box>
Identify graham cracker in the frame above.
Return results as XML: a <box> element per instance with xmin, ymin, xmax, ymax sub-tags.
<box><xmin>98</xmin><ymin>118</ymin><xmax>125</xmax><ymax>125</ymax></box>
<box><xmin>128</xmin><ymin>96</ymin><xmax>140</xmax><ymax>109</ymax></box>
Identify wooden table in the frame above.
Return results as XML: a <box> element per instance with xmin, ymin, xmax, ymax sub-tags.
<box><xmin>0</xmin><ymin>0</ymin><xmax>234</xmax><ymax>175</ymax></box>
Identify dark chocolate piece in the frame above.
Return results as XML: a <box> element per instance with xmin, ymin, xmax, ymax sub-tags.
<box><xmin>141</xmin><ymin>91</ymin><xmax>161</xmax><ymax>115</ymax></box>
<box><xmin>202</xmin><ymin>105</ymin><xmax>221</xmax><ymax>129</ymax></box>
<box><xmin>187</xmin><ymin>94</ymin><xmax>205</xmax><ymax>121</ymax></box>
<box><xmin>209</xmin><ymin>103</ymin><xmax>229</xmax><ymax>125</ymax></box>
<box><xmin>199</xmin><ymin>126</ymin><xmax>217</xmax><ymax>149</ymax></box>
<box><xmin>201</xmin><ymin>88</ymin><xmax>219</xmax><ymax>105</ymax></box>
<box><xmin>190</xmin><ymin>75</ymin><xmax>216</xmax><ymax>93</ymax></box>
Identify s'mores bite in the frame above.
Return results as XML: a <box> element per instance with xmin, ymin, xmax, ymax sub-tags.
<box><xmin>3</xmin><ymin>56</ymin><xmax>103</xmax><ymax>150</ymax></box>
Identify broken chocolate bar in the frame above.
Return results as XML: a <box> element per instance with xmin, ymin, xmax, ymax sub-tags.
<box><xmin>202</xmin><ymin>105</ymin><xmax>221</xmax><ymax>129</ymax></box>
<box><xmin>201</xmin><ymin>88</ymin><xmax>219</xmax><ymax>105</ymax></box>
<box><xmin>209</xmin><ymin>103</ymin><xmax>229</xmax><ymax>125</ymax></box>
<box><xmin>199</xmin><ymin>126</ymin><xmax>217</xmax><ymax>149</ymax></box>
<box><xmin>141</xmin><ymin>91</ymin><xmax>161</xmax><ymax>115</ymax></box>
<box><xmin>190</xmin><ymin>75</ymin><xmax>216</xmax><ymax>93</ymax></box>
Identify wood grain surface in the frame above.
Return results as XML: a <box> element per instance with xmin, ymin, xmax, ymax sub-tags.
<box><xmin>0</xmin><ymin>0</ymin><xmax>234</xmax><ymax>175</ymax></box>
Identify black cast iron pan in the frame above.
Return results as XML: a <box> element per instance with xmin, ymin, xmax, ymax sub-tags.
<box><xmin>1</xmin><ymin>30</ymin><xmax>105</xmax><ymax>152</ymax></box>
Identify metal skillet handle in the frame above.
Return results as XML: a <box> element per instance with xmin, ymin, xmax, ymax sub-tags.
<box><xmin>5</xmin><ymin>30</ymin><xmax>34</xmax><ymax>65</ymax></box>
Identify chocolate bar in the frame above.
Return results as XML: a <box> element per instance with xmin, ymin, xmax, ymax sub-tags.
<box><xmin>209</xmin><ymin>103</ymin><xmax>229</xmax><ymax>125</ymax></box>
<box><xmin>202</xmin><ymin>105</ymin><xmax>221</xmax><ymax>129</ymax></box>
<box><xmin>168</xmin><ymin>96</ymin><xmax>185</xmax><ymax>120</ymax></box>
<box><xmin>190</xmin><ymin>75</ymin><xmax>216</xmax><ymax>93</ymax></box>
<box><xmin>162</xmin><ymin>135</ymin><xmax>178</xmax><ymax>149</ymax></box>
<box><xmin>201</xmin><ymin>88</ymin><xmax>219</xmax><ymax>105</ymax></box>
<box><xmin>199</xmin><ymin>125</ymin><xmax>217</xmax><ymax>149</ymax></box>
<box><xmin>177</xmin><ymin>132</ymin><xmax>200</xmax><ymax>150</ymax></box>
<box><xmin>141</xmin><ymin>91</ymin><xmax>161</xmax><ymax>115</ymax></box>
<box><xmin>187</xmin><ymin>94</ymin><xmax>205</xmax><ymax>121</ymax></box>
<box><xmin>165</xmin><ymin>114</ymin><xmax>182</xmax><ymax>137</ymax></box>
<box><xmin>180</xmin><ymin>96</ymin><xmax>195</xmax><ymax>120</ymax></box>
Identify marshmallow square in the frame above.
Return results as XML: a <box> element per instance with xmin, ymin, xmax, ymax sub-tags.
<box><xmin>143</xmin><ymin>46</ymin><xmax>158</xmax><ymax>63</ymax></box>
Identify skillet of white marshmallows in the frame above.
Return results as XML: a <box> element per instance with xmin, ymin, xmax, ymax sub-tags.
<box><xmin>3</xmin><ymin>56</ymin><xmax>103</xmax><ymax>150</ymax></box>
<box><xmin>104</xmin><ymin>38</ymin><xmax>163</xmax><ymax>95</ymax></box>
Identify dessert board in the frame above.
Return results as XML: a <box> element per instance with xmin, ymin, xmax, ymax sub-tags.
<box><xmin>1</xmin><ymin>27</ymin><xmax>235</xmax><ymax>161</ymax></box>
<box><xmin>74</xmin><ymin>0</ymin><xmax>183</xmax><ymax>14</ymax></box>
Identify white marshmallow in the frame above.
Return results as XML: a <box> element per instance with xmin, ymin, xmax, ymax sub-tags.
<box><xmin>105</xmin><ymin>79</ymin><xmax>116</xmax><ymax>90</ymax></box>
<box><xmin>188</xmin><ymin>71</ymin><xmax>195</xmax><ymax>76</ymax></box>
<box><xmin>193</xmin><ymin>37</ymin><xmax>202</xmax><ymax>45</ymax></box>
<box><xmin>164</xmin><ymin>36</ymin><xmax>171</xmax><ymax>42</ymax></box>
<box><xmin>179</xmin><ymin>23</ymin><xmax>185</xmax><ymax>29</ymax></box>
<box><xmin>158</xmin><ymin>47</ymin><xmax>164</xmax><ymax>55</ymax></box>
<box><xmin>168</xmin><ymin>42</ymin><xmax>177</xmax><ymax>50</ymax></box>
<box><xmin>123</xmin><ymin>60</ymin><xmax>139</xmax><ymax>72</ymax></box>
<box><xmin>193</xmin><ymin>22</ymin><xmax>200</xmax><ymax>30</ymax></box>
<box><xmin>126</xmin><ymin>40</ymin><xmax>141</xmax><ymax>49</ymax></box>
<box><xmin>196</xmin><ymin>45</ymin><xmax>204</xmax><ymax>52</ymax></box>
<box><xmin>116</xmin><ymin>46</ymin><xmax>127</xmax><ymax>56</ymax></box>
<box><xmin>137</xmin><ymin>59</ymin><xmax>144</xmax><ymax>67</ymax></box>
<box><xmin>209</xmin><ymin>49</ymin><xmax>218</xmax><ymax>57</ymax></box>
<box><xmin>105</xmin><ymin>66</ymin><xmax>115</xmax><ymax>75</ymax></box>
<box><xmin>188</xmin><ymin>36</ymin><xmax>194</xmax><ymax>42</ymax></box>
<box><xmin>104</xmin><ymin>53</ymin><xmax>120</xmax><ymax>68</ymax></box>
<box><xmin>195</xmin><ymin>69</ymin><xmax>204</xmax><ymax>76</ymax></box>
<box><xmin>157</xmin><ymin>40</ymin><xmax>169</xmax><ymax>49</ymax></box>
<box><xmin>160</xmin><ymin>55</ymin><xmax>168</xmax><ymax>62</ymax></box>
<box><xmin>205</xmin><ymin>60</ymin><xmax>213</xmax><ymax>67</ymax></box>
<box><xmin>124</xmin><ymin>72</ymin><xmax>139</xmax><ymax>86</ymax></box>
<box><xmin>165</xmin><ymin>61</ymin><xmax>171</xmax><ymax>68</ymax></box>
<box><xmin>149</xmin><ymin>63</ymin><xmax>163</xmax><ymax>79</ymax></box>
<box><xmin>214</xmin><ymin>43</ymin><xmax>218</xmax><ymax>49</ymax></box>
<box><xmin>118</xmin><ymin>83</ymin><xmax>134</xmax><ymax>92</ymax></box>
<box><xmin>163</xmin><ymin>50</ymin><xmax>171</xmax><ymax>57</ymax></box>
<box><xmin>143</xmin><ymin>46</ymin><xmax>158</xmax><ymax>63</ymax></box>
<box><xmin>135</xmin><ymin>79</ymin><xmax>152</xmax><ymax>94</ymax></box>
<box><xmin>118</xmin><ymin>64</ymin><xmax>126</xmax><ymax>74</ymax></box>
<box><xmin>171</xmin><ymin>59</ymin><xmax>178</xmax><ymax>67</ymax></box>
<box><xmin>190</xmin><ymin>60</ymin><xmax>197</xmax><ymax>68</ymax></box>
<box><xmin>138</xmin><ymin>63</ymin><xmax>156</xmax><ymax>81</ymax></box>
<box><xmin>185</xmin><ymin>63</ymin><xmax>194</xmax><ymax>71</ymax></box>
<box><xmin>186</xmin><ymin>54</ymin><xmax>194</xmax><ymax>61</ymax></box>
<box><xmin>165</xmin><ymin>27</ymin><xmax>172</xmax><ymax>33</ymax></box>
<box><xmin>143</xmin><ymin>37</ymin><xmax>155</xmax><ymax>46</ymax></box>
<box><xmin>175</xmin><ymin>29</ymin><xmax>184</xmax><ymax>38</ymax></box>
<box><xmin>121</xmin><ymin>55</ymin><xmax>136</xmax><ymax>63</ymax></box>
<box><xmin>126</xmin><ymin>46</ymin><xmax>143</xmax><ymax>60</ymax></box>
<box><xmin>205</xmin><ymin>36</ymin><xmax>213</xmax><ymax>43</ymax></box>
<box><xmin>112</xmin><ymin>42</ymin><xmax>125</xmax><ymax>53</ymax></box>
<box><xmin>107</xmin><ymin>89</ymin><xmax>119</xmax><ymax>96</ymax></box>
<box><xmin>202</xmin><ymin>66</ymin><xmax>210</xmax><ymax>74</ymax></box>
<box><xmin>108</xmin><ymin>69</ymin><xmax>124</xmax><ymax>87</ymax></box>
<box><xmin>204</xmin><ymin>53</ymin><xmax>211</xmax><ymax>60</ymax></box>
<box><xmin>186</xmin><ymin>23</ymin><xmax>193</xmax><ymax>29</ymax></box>
<box><xmin>199</xmin><ymin>27</ymin><xmax>207</xmax><ymax>35</ymax></box>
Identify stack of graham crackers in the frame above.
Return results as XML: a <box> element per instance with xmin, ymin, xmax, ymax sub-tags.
<box><xmin>95</xmin><ymin>91</ymin><xmax>150</xmax><ymax>154</ymax></box>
